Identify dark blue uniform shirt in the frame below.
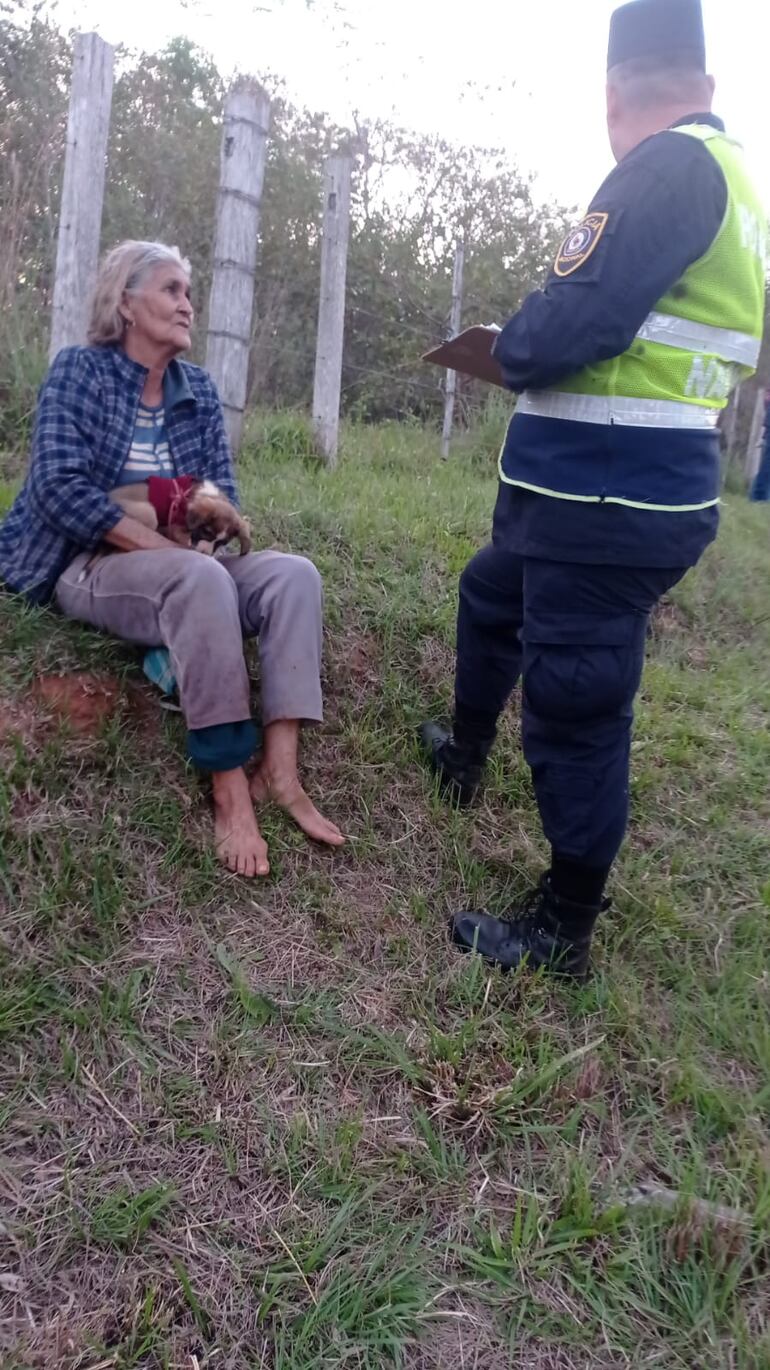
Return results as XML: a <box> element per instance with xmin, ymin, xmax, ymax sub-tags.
<box><xmin>493</xmin><ymin>113</ymin><xmax>729</xmax><ymax>567</ymax></box>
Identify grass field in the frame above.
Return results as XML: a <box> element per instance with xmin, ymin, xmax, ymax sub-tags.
<box><xmin>1</xmin><ymin>420</ymin><xmax>769</xmax><ymax>1369</ymax></box>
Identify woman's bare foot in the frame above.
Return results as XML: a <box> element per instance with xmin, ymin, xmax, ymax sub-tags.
<box><xmin>212</xmin><ymin>767</ymin><xmax>270</xmax><ymax>877</ymax></box>
<box><xmin>250</xmin><ymin>765</ymin><xmax>345</xmax><ymax>848</ymax></box>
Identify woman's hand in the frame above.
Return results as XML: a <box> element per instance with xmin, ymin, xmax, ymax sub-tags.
<box><xmin>103</xmin><ymin>515</ymin><xmax>189</xmax><ymax>554</ymax></box>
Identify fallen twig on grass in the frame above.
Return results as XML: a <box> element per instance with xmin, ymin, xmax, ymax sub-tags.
<box><xmin>616</xmin><ymin>1182</ymin><xmax>756</xmax><ymax>1259</ymax></box>
<box><xmin>621</xmin><ymin>1182</ymin><xmax>754</xmax><ymax>1230</ymax></box>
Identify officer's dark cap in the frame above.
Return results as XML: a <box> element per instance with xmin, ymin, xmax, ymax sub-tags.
<box><xmin>608</xmin><ymin>0</ymin><xmax>706</xmax><ymax>72</ymax></box>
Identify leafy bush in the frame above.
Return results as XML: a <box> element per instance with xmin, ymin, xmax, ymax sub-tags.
<box><xmin>244</xmin><ymin>409</ymin><xmax>318</xmax><ymax>463</ymax></box>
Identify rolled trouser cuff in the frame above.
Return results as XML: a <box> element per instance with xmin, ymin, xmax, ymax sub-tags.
<box><xmin>187</xmin><ymin>719</ymin><xmax>258</xmax><ymax>772</ymax></box>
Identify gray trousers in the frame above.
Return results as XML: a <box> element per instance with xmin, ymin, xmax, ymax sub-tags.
<box><xmin>56</xmin><ymin>549</ymin><xmax>324</xmax><ymax>729</ymax></box>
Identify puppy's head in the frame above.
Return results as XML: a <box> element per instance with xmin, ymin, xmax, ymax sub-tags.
<box><xmin>185</xmin><ymin>481</ymin><xmax>251</xmax><ymax>555</ymax></box>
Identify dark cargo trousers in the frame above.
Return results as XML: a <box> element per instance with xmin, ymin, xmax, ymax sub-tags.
<box><xmin>455</xmin><ymin>542</ymin><xmax>685</xmax><ymax>867</ymax></box>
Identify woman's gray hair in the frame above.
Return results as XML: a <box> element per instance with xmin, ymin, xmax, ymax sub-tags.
<box><xmin>87</xmin><ymin>240</ymin><xmax>192</xmax><ymax>346</ymax></box>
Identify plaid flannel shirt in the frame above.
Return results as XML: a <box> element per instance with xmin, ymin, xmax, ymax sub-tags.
<box><xmin>0</xmin><ymin>344</ymin><xmax>239</xmax><ymax>602</ymax></box>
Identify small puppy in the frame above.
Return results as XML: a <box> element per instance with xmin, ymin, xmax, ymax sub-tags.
<box><xmin>110</xmin><ymin>477</ymin><xmax>251</xmax><ymax>556</ymax></box>
<box><xmin>181</xmin><ymin>480</ymin><xmax>252</xmax><ymax>556</ymax></box>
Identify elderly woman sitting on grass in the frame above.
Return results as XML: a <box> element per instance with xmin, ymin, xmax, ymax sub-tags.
<box><xmin>0</xmin><ymin>239</ymin><xmax>344</xmax><ymax>876</ymax></box>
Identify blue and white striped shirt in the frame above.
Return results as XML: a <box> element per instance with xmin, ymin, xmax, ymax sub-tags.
<box><xmin>114</xmin><ymin>402</ymin><xmax>174</xmax><ymax>486</ymax></box>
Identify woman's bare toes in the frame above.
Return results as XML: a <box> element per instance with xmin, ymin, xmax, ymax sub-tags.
<box><xmin>250</xmin><ymin>768</ymin><xmax>345</xmax><ymax>848</ymax></box>
<box><xmin>212</xmin><ymin>768</ymin><xmax>270</xmax><ymax>877</ymax></box>
<box><xmin>215</xmin><ymin>812</ymin><xmax>270</xmax><ymax>877</ymax></box>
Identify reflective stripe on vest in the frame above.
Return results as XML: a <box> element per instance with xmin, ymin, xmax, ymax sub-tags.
<box><xmin>515</xmin><ymin>391</ymin><xmax>720</xmax><ymax>429</ymax></box>
<box><xmin>635</xmin><ymin>310</ymin><xmax>761</xmax><ymax>367</ymax></box>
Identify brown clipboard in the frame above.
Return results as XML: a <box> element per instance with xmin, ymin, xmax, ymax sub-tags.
<box><xmin>423</xmin><ymin>325</ymin><xmax>505</xmax><ymax>389</ymax></box>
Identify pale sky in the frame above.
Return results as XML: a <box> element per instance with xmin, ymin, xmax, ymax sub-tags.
<box><xmin>56</xmin><ymin>0</ymin><xmax>770</xmax><ymax>213</ymax></box>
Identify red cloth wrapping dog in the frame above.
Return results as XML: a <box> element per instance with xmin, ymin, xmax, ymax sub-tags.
<box><xmin>147</xmin><ymin>475</ymin><xmax>197</xmax><ymax>528</ymax></box>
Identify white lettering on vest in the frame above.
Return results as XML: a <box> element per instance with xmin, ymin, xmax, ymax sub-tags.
<box><xmin>685</xmin><ymin>356</ymin><xmax>733</xmax><ymax>401</ymax></box>
<box><xmin>738</xmin><ymin>204</ymin><xmax>767</xmax><ymax>260</ymax></box>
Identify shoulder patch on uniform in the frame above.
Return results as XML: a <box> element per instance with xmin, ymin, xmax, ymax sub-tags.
<box><xmin>554</xmin><ymin>212</ymin><xmax>609</xmax><ymax>278</ymax></box>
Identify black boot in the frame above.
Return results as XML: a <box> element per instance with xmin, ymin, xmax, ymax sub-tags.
<box><xmin>451</xmin><ymin>874</ymin><xmax>608</xmax><ymax>980</ymax></box>
<box><xmin>419</xmin><ymin>721</ymin><xmax>487</xmax><ymax>807</ymax></box>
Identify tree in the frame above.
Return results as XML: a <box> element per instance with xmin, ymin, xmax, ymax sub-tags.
<box><xmin>0</xmin><ymin>4</ymin><xmax>568</xmax><ymax>448</ymax></box>
<box><xmin>0</xmin><ymin>1</ymin><xmax>69</xmax><ymax>439</ymax></box>
<box><xmin>103</xmin><ymin>37</ymin><xmax>225</xmax><ymax>345</ymax></box>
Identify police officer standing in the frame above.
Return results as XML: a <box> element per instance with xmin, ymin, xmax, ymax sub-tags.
<box><xmin>420</xmin><ymin>0</ymin><xmax>766</xmax><ymax>978</ymax></box>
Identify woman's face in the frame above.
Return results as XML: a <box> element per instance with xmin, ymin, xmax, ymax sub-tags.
<box><xmin>123</xmin><ymin>263</ymin><xmax>193</xmax><ymax>356</ymax></box>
